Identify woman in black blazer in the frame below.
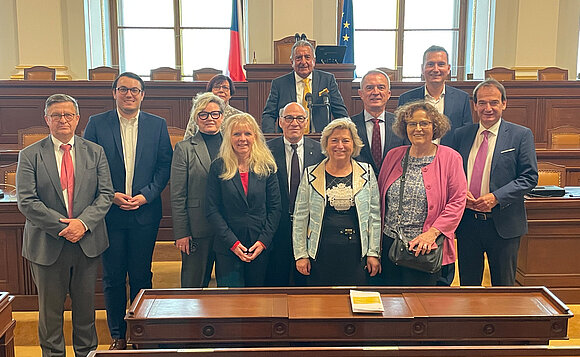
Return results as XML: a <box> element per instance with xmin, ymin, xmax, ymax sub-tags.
<box><xmin>206</xmin><ymin>113</ymin><xmax>281</xmax><ymax>287</ymax></box>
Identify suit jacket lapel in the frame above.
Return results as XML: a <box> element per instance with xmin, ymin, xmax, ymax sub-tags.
<box><xmin>73</xmin><ymin>136</ymin><xmax>87</xmax><ymax>203</ymax></box>
<box><xmin>232</xmin><ymin>171</ymin><xmax>248</xmax><ymax>206</ymax></box>
<box><xmin>272</xmin><ymin>139</ymin><xmax>289</xmax><ymax>195</ymax></box>
<box><xmin>39</xmin><ymin>137</ymin><xmax>67</xmax><ymax>208</ymax></box>
<box><xmin>109</xmin><ymin>111</ymin><xmax>124</xmax><ymax>163</ymax></box>
<box><xmin>135</xmin><ymin>112</ymin><xmax>147</xmax><ymax>167</ymax></box>
<box><xmin>287</xmin><ymin>73</ymin><xmax>298</xmax><ymax>102</ymax></box>
<box><xmin>191</xmin><ymin>133</ymin><xmax>211</xmax><ymax>173</ymax></box>
<box><xmin>303</xmin><ymin>139</ymin><xmax>320</xmax><ymax>168</ymax></box>
<box><xmin>309</xmin><ymin>159</ymin><xmax>327</xmax><ymax>199</ymax></box>
<box><xmin>461</xmin><ymin>125</ymin><xmax>479</xmax><ymax>172</ymax></box>
<box><xmin>490</xmin><ymin>121</ymin><xmax>509</xmax><ymax>177</ymax></box>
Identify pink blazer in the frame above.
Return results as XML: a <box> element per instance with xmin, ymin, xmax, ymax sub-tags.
<box><xmin>377</xmin><ymin>145</ymin><xmax>467</xmax><ymax>265</ymax></box>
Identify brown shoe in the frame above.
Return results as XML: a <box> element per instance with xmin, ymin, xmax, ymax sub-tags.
<box><xmin>109</xmin><ymin>338</ymin><xmax>127</xmax><ymax>350</ymax></box>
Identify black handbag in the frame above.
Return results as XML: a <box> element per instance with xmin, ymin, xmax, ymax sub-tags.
<box><xmin>387</xmin><ymin>147</ymin><xmax>444</xmax><ymax>274</ymax></box>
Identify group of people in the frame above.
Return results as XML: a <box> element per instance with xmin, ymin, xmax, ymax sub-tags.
<box><xmin>15</xmin><ymin>41</ymin><xmax>538</xmax><ymax>356</ymax></box>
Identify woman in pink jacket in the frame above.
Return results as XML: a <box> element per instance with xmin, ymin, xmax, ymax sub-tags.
<box><xmin>378</xmin><ymin>101</ymin><xmax>467</xmax><ymax>286</ymax></box>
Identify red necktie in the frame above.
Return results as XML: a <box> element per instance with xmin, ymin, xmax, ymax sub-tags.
<box><xmin>469</xmin><ymin>130</ymin><xmax>489</xmax><ymax>199</ymax></box>
<box><xmin>371</xmin><ymin>119</ymin><xmax>382</xmax><ymax>168</ymax></box>
<box><xmin>60</xmin><ymin>144</ymin><xmax>74</xmax><ymax>218</ymax></box>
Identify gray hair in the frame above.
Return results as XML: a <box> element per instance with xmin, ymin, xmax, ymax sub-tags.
<box><xmin>279</xmin><ymin>102</ymin><xmax>307</xmax><ymax>117</ymax></box>
<box><xmin>473</xmin><ymin>78</ymin><xmax>507</xmax><ymax>103</ymax></box>
<box><xmin>44</xmin><ymin>94</ymin><xmax>79</xmax><ymax>115</ymax></box>
<box><xmin>360</xmin><ymin>69</ymin><xmax>391</xmax><ymax>90</ymax></box>
<box><xmin>290</xmin><ymin>40</ymin><xmax>315</xmax><ymax>60</ymax></box>
<box><xmin>320</xmin><ymin>118</ymin><xmax>364</xmax><ymax>158</ymax></box>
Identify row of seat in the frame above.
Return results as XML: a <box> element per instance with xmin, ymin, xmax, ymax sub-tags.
<box><xmin>22</xmin><ymin>66</ymin><xmax>222</xmax><ymax>81</ymax></box>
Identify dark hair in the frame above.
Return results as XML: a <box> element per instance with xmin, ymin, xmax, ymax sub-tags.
<box><xmin>206</xmin><ymin>74</ymin><xmax>236</xmax><ymax>96</ymax></box>
<box><xmin>473</xmin><ymin>78</ymin><xmax>507</xmax><ymax>103</ymax></box>
<box><xmin>112</xmin><ymin>72</ymin><xmax>145</xmax><ymax>91</ymax></box>
<box><xmin>44</xmin><ymin>94</ymin><xmax>79</xmax><ymax>115</ymax></box>
<box><xmin>422</xmin><ymin>45</ymin><xmax>449</xmax><ymax>64</ymax></box>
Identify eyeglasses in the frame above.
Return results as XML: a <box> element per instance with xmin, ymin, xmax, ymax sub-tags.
<box><xmin>198</xmin><ymin>111</ymin><xmax>222</xmax><ymax>120</ymax></box>
<box><xmin>116</xmin><ymin>87</ymin><xmax>142</xmax><ymax>95</ymax></box>
<box><xmin>48</xmin><ymin>113</ymin><xmax>77</xmax><ymax>121</ymax></box>
<box><xmin>406</xmin><ymin>120</ymin><xmax>432</xmax><ymax>129</ymax></box>
<box><xmin>282</xmin><ymin>115</ymin><xmax>307</xmax><ymax>123</ymax></box>
<box><xmin>212</xmin><ymin>85</ymin><xmax>230</xmax><ymax>92</ymax></box>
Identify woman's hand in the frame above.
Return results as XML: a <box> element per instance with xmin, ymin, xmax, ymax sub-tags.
<box><xmin>408</xmin><ymin>228</ymin><xmax>441</xmax><ymax>257</ymax></box>
<box><xmin>296</xmin><ymin>258</ymin><xmax>311</xmax><ymax>275</ymax></box>
<box><xmin>232</xmin><ymin>243</ymin><xmax>252</xmax><ymax>262</ymax></box>
<box><xmin>246</xmin><ymin>241</ymin><xmax>265</xmax><ymax>261</ymax></box>
<box><xmin>175</xmin><ymin>236</ymin><xmax>191</xmax><ymax>255</ymax></box>
<box><xmin>366</xmin><ymin>256</ymin><xmax>381</xmax><ymax>276</ymax></box>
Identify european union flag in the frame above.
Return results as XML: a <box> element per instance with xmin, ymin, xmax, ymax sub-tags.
<box><xmin>339</xmin><ymin>0</ymin><xmax>354</xmax><ymax>64</ymax></box>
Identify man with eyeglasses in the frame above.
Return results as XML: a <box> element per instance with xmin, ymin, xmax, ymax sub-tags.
<box><xmin>265</xmin><ymin>102</ymin><xmax>323</xmax><ymax>286</ymax></box>
<box><xmin>352</xmin><ymin>69</ymin><xmax>406</xmax><ymax>175</ymax></box>
<box><xmin>84</xmin><ymin>72</ymin><xmax>173</xmax><ymax>350</ymax></box>
<box><xmin>261</xmin><ymin>40</ymin><xmax>348</xmax><ymax>133</ymax></box>
<box><xmin>452</xmin><ymin>79</ymin><xmax>538</xmax><ymax>287</ymax></box>
<box><xmin>17</xmin><ymin>94</ymin><xmax>114</xmax><ymax>356</ymax></box>
<box><xmin>398</xmin><ymin>45</ymin><xmax>472</xmax><ymax>147</ymax></box>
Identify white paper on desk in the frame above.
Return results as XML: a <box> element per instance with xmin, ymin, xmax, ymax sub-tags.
<box><xmin>350</xmin><ymin>289</ymin><xmax>384</xmax><ymax>313</ymax></box>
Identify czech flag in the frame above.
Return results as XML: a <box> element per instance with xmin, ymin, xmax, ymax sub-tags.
<box><xmin>228</xmin><ymin>0</ymin><xmax>246</xmax><ymax>81</ymax></box>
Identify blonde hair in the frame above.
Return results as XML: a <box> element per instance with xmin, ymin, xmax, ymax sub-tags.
<box><xmin>320</xmin><ymin>117</ymin><xmax>364</xmax><ymax>158</ymax></box>
<box><xmin>219</xmin><ymin>113</ymin><xmax>277</xmax><ymax>180</ymax></box>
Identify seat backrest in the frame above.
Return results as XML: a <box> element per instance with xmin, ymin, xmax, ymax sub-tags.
<box><xmin>484</xmin><ymin>67</ymin><xmax>515</xmax><ymax>81</ymax></box>
<box><xmin>89</xmin><ymin>66</ymin><xmax>119</xmax><ymax>81</ymax></box>
<box><xmin>167</xmin><ymin>126</ymin><xmax>186</xmax><ymax>149</ymax></box>
<box><xmin>547</xmin><ymin>125</ymin><xmax>580</xmax><ymax>149</ymax></box>
<box><xmin>274</xmin><ymin>35</ymin><xmax>316</xmax><ymax>64</ymax></box>
<box><xmin>150</xmin><ymin>67</ymin><xmax>181</xmax><ymax>81</ymax></box>
<box><xmin>24</xmin><ymin>66</ymin><xmax>56</xmax><ymax>80</ymax></box>
<box><xmin>376</xmin><ymin>67</ymin><xmax>402</xmax><ymax>82</ymax></box>
<box><xmin>18</xmin><ymin>126</ymin><xmax>50</xmax><ymax>149</ymax></box>
<box><xmin>0</xmin><ymin>162</ymin><xmax>17</xmax><ymax>189</ymax></box>
<box><xmin>537</xmin><ymin>67</ymin><xmax>568</xmax><ymax>81</ymax></box>
<box><xmin>192</xmin><ymin>68</ymin><xmax>222</xmax><ymax>81</ymax></box>
<box><xmin>537</xmin><ymin>161</ymin><xmax>566</xmax><ymax>187</ymax></box>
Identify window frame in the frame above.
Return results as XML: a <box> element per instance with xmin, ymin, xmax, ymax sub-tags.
<box><xmin>338</xmin><ymin>0</ymin><xmax>468</xmax><ymax>80</ymax></box>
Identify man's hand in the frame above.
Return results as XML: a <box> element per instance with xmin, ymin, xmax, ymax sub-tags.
<box><xmin>472</xmin><ymin>193</ymin><xmax>498</xmax><ymax>212</ymax></box>
<box><xmin>175</xmin><ymin>236</ymin><xmax>191</xmax><ymax>255</ymax></box>
<box><xmin>465</xmin><ymin>191</ymin><xmax>476</xmax><ymax>210</ymax></box>
<box><xmin>113</xmin><ymin>193</ymin><xmax>147</xmax><ymax>210</ymax></box>
<box><xmin>58</xmin><ymin>218</ymin><xmax>87</xmax><ymax>242</ymax></box>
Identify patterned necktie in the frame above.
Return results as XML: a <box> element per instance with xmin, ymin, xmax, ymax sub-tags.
<box><xmin>60</xmin><ymin>144</ymin><xmax>74</xmax><ymax>218</ymax></box>
<box><xmin>302</xmin><ymin>78</ymin><xmax>311</xmax><ymax>134</ymax></box>
<box><xmin>289</xmin><ymin>143</ymin><xmax>300</xmax><ymax>213</ymax></box>
<box><xmin>371</xmin><ymin>118</ymin><xmax>382</xmax><ymax>168</ymax></box>
<box><xmin>470</xmin><ymin>130</ymin><xmax>490</xmax><ymax>199</ymax></box>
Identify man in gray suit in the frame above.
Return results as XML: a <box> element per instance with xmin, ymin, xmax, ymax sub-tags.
<box><xmin>16</xmin><ymin>94</ymin><xmax>114</xmax><ymax>357</ymax></box>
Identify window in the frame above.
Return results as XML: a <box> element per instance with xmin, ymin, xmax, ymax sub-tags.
<box><xmin>108</xmin><ymin>0</ymin><xmax>232</xmax><ymax>80</ymax></box>
<box><xmin>348</xmin><ymin>0</ymin><xmax>468</xmax><ymax>80</ymax></box>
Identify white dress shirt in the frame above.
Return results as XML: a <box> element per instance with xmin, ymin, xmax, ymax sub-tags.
<box><xmin>51</xmin><ymin>135</ymin><xmax>75</xmax><ymax>213</ymax></box>
<box><xmin>467</xmin><ymin>119</ymin><xmax>502</xmax><ymax>198</ymax></box>
<box><xmin>284</xmin><ymin>136</ymin><xmax>304</xmax><ymax>191</ymax></box>
<box><xmin>425</xmin><ymin>85</ymin><xmax>446</xmax><ymax>145</ymax></box>
<box><xmin>363</xmin><ymin>110</ymin><xmax>386</xmax><ymax>157</ymax></box>
<box><xmin>294</xmin><ymin>72</ymin><xmax>313</xmax><ymax>107</ymax></box>
<box><xmin>118</xmin><ymin>109</ymin><xmax>139</xmax><ymax>196</ymax></box>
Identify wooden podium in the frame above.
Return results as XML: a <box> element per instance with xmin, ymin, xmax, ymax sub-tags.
<box><xmin>125</xmin><ymin>286</ymin><xmax>572</xmax><ymax>347</ymax></box>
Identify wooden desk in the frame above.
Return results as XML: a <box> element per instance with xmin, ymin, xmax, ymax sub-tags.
<box><xmin>0</xmin><ymin>292</ymin><xmax>15</xmax><ymax>357</ymax></box>
<box><xmin>519</xmin><ymin>190</ymin><xmax>580</xmax><ymax>302</ymax></box>
<box><xmin>126</xmin><ymin>287</ymin><xmax>572</xmax><ymax>347</ymax></box>
<box><xmin>87</xmin><ymin>345</ymin><xmax>580</xmax><ymax>357</ymax></box>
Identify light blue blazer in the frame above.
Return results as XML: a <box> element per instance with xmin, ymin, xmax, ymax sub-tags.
<box><xmin>292</xmin><ymin>159</ymin><xmax>381</xmax><ymax>261</ymax></box>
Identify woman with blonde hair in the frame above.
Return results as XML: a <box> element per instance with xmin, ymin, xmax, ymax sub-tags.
<box><xmin>293</xmin><ymin>118</ymin><xmax>381</xmax><ymax>286</ymax></box>
<box><xmin>206</xmin><ymin>113</ymin><xmax>282</xmax><ymax>287</ymax></box>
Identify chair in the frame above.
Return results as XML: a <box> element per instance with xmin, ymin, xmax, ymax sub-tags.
<box><xmin>24</xmin><ymin>66</ymin><xmax>56</xmax><ymax>80</ymax></box>
<box><xmin>538</xmin><ymin>67</ymin><xmax>568</xmax><ymax>81</ymax></box>
<box><xmin>18</xmin><ymin>126</ymin><xmax>50</xmax><ymax>149</ymax></box>
<box><xmin>377</xmin><ymin>67</ymin><xmax>402</xmax><ymax>82</ymax></box>
<box><xmin>167</xmin><ymin>126</ymin><xmax>186</xmax><ymax>149</ymax></box>
<box><xmin>89</xmin><ymin>66</ymin><xmax>119</xmax><ymax>81</ymax></box>
<box><xmin>0</xmin><ymin>162</ymin><xmax>17</xmax><ymax>195</ymax></box>
<box><xmin>547</xmin><ymin>125</ymin><xmax>580</xmax><ymax>149</ymax></box>
<box><xmin>484</xmin><ymin>67</ymin><xmax>515</xmax><ymax>81</ymax></box>
<box><xmin>274</xmin><ymin>35</ymin><xmax>316</xmax><ymax>64</ymax></box>
<box><xmin>150</xmin><ymin>67</ymin><xmax>181</xmax><ymax>81</ymax></box>
<box><xmin>192</xmin><ymin>68</ymin><xmax>222</xmax><ymax>81</ymax></box>
<box><xmin>537</xmin><ymin>162</ymin><xmax>566</xmax><ymax>187</ymax></box>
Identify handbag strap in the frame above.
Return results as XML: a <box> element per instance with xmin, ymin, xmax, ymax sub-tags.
<box><xmin>396</xmin><ymin>147</ymin><xmax>411</xmax><ymax>224</ymax></box>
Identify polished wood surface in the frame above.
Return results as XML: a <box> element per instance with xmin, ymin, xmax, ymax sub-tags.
<box><xmin>125</xmin><ymin>287</ymin><xmax>572</xmax><ymax>346</ymax></box>
<box><xmin>87</xmin><ymin>345</ymin><xmax>580</xmax><ymax>357</ymax></box>
<box><xmin>0</xmin><ymin>292</ymin><xmax>15</xmax><ymax>357</ymax></box>
<box><xmin>519</xmin><ymin>190</ymin><xmax>580</xmax><ymax>302</ymax></box>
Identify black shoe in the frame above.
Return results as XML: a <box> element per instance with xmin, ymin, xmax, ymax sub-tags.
<box><xmin>109</xmin><ymin>338</ymin><xmax>127</xmax><ymax>350</ymax></box>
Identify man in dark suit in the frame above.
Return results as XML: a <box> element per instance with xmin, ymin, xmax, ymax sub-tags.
<box><xmin>84</xmin><ymin>72</ymin><xmax>173</xmax><ymax>349</ymax></box>
<box><xmin>398</xmin><ymin>45</ymin><xmax>472</xmax><ymax>146</ymax></box>
<box><xmin>351</xmin><ymin>69</ymin><xmax>406</xmax><ymax>175</ymax></box>
<box><xmin>261</xmin><ymin>40</ymin><xmax>348</xmax><ymax>133</ymax></box>
<box><xmin>452</xmin><ymin>79</ymin><xmax>538</xmax><ymax>286</ymax></box>
<box><xmin>17</xmin><ymin>94</ymin><xmax>114</xmax><ymax>356</ymax></box>
<box><xmin>266</xmin><ymin>102</ymin><xmax>324</xmax><ymax>286</ymax></box>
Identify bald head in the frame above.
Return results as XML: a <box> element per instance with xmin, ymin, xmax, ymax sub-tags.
<box><xmin>278</xmin><ymin>102</ymin><xmax>307</xmax><ymax>143</ymax></box>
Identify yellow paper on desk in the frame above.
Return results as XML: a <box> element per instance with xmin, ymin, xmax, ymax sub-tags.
<box><xmin>350</xmin><ymin>289</ymin><xmax>384</xmax><ymax>313</ymax></box>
